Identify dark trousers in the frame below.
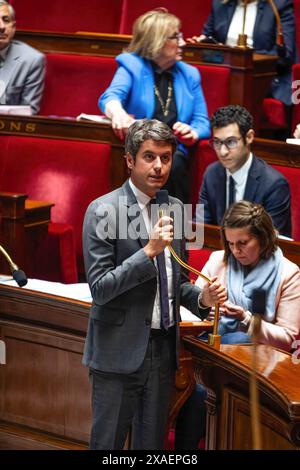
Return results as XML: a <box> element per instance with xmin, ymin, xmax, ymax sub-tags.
<box><xmin>89</xmin><ymin>330</ymin><xmax>176</xmax><ymax>450</ymax></box>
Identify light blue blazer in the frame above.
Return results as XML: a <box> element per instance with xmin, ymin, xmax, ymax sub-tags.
<box><xmin>99</xmin><ymin>53</ymin><xmax>210</xmax><ymax>140</ymax></box>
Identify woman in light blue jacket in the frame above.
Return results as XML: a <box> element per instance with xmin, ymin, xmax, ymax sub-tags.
<box><xmin>99</xmin><ymin>8</ymin><xmax>210</xmax><ymax>203</ymax></box>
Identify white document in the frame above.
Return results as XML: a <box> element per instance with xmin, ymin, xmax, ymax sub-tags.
<box><xmin>0</xmin><ymin>278</ymin><xmax>92</xmax><ymax>303</ymax></box>
<box><xmin>76</xmin><ymin>113</ymin><xmax>111</xmax><ymax>124</ymax></box>
<box><xmin>286</xmin><ymin>138</ymin><xmax>300</xmax><ymax>145</ymax></box>
<box><xmin>0</xmin><ymin>105</ymin><xmax>32</xmax><ymax>116</ymax></box>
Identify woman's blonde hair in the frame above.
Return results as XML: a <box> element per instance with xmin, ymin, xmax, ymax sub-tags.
<box><xmin>221</xmin><ymin>201</ymin><xmax>278</xmax><ymax>264</ymax></box>
<box><xmin>127</xmin><ymin>9</ymin><xmax>181</xmax><ymax>61</ymax></box>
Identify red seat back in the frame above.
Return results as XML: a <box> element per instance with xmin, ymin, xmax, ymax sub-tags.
<box><xmin>0</xmin><ymin>136</ymin><xmax>111</xmax><ymax>267</ymax></box>
<box><xmin>190</xmin><ymin>140</ymin><xmax>218</xmax><ymax>209</ymax></box>
<box><xmin>40</xmin><ymin>54</ymin><xmax>117</xmax><ymax>117</ymax></box>
<box><xmin>10</xmin><ymin>0</ymin><xmax>123</xmax><ymax>33</ymax></box>
<box><xmin>273</xmin><ymin>165</ymin><xmax>300</xmax><ymax>241</ymax></box>
<box><xmin>119</xmin><ymin>0</ymin><xmax>211</xmax><ymax>37</ymax></box>
<box><xmin>196</xmin><ymin>65</ymin><xmax>231</xmax><ymax>117</ymax></box>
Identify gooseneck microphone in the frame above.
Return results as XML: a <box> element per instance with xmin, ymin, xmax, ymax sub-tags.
<box><xmin>0</xmin><ymin>244</ymin><xmax>28</xmax><ymax>287</ymax></box>
<box><xmin>155</xmin><ymin>190</ymin><xmax>222</xmax><ymax>348</ymax></box>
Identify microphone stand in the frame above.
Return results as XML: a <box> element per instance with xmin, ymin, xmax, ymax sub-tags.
<box><xmin>249</xmin><ymin>313</ymin><xmax>262</xmax><ymax>449</ymax></box>
<box><xmin>237</xmin><ymin>0</ymin><xmax>249</xmax><ymax>47</ymax></box>
<box><xmin>167</xmin><ymin>244</ymin><xmax>221</xmax><ymax>349</ymax></box>
<box><xmin>267</xmin><ymin>0</ymin><xmax>284</xmax><ymax>46</ymax></box>
<box><xmin>156</xmin><ymin>190</ymin><xmax>221</xmax><ymax>349</ymax></box>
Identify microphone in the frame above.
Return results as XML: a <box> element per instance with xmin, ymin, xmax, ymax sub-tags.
<box><xmin>251</xmin><ymin>288</ymin><xmax>266</xmax><ymax>337</ymax></box>
<box><xmin>0</xmin><ymin>244</ymin><xmax>28</xmax><ymax>287</ymax></box>
<box><xmin>156</xmin><ymin>189</ymin><xmax>169</xmax><ymax>218</ymax></box>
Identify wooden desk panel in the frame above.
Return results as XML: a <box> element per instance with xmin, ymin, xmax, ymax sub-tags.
<box><xmin>0</xmin><ymin>192</ymin><xmax>53</xmax><ymax>277</ymax></box>
<box><xmin>0</xmin><ymin>284</ymin><xmax>209</xmax><ymax>449</ymax></box>
<box><xmin>183</xmin><ymin>337</ymin><xmax>300</xmax><ymax>449</ymax></box>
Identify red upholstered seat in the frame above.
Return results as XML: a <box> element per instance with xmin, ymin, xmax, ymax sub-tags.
<box><xmin>10</xmin><ymin>0</ymin><xmax>123</xmax><ymax>33</ymax></box>
<box><xmin>0</xmin><ymin>136</ymin><xmax>111</xmax><ymax>283</ymax></box>
<box><xmin>261</xmin><ymin>98</ymin><xmax>288</xmax><ymax>130</ymax></box>
<box><xmin>190</xmin><ymin>140</ymin><xmax>218</xmax><ymax>209</ymax></box>
<box><xmin>291</xmin><ymin>64</ymin><xmax>300</xmax><ymax>134</ymax></box>
<box><xmin>188</xmin><ymin>248</ymin><xmax>213</xmax><ymax>283</ymax></box>
<box><xmin>272</xmin><ymin>165</ymin><xmax>300</xmax><ymax>241</ymax></box>
<box><xmin>40</xmin><ymin>54</ymin><xmax>117</xmax><ymax>117</ymax></box>
<box><xmin>195</xmin><ymin>65</ymin><xmax>231</xmax><ymax>117</ymax></box>
<box><xmin>119</xmin><ymin>0</ymin><xmax>211</xmax><ymax>37</ymax></box>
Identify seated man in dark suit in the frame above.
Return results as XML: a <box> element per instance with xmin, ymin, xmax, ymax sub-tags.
<box><xmin>196</xmin><ymin>105</ymin><xmax>292</xmax><ymax>237</ymax></box>
<box><xmin>0</xmin><ymin>1</ymin><xmax>45</xmax><ymax>114</ymax></box>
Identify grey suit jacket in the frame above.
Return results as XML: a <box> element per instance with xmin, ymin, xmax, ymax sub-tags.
<box><xmin>82</xmin><ymin>180</ymin><xmax>204</xmax><ymax>374</ymax></box>
<box><xmin>0</xmin><ymin>40</ymin><xmax>45</xmax><ymax>114</ymax></box>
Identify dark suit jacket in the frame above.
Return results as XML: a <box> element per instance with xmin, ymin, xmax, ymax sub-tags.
<box><xmin>198</xmin><ymin>155</ymin><xmax>292</xmax><ymax>237</ymax></box>
<box><xmin>82</xmin><ymin>180</ymin><xmax>204</xmax><ymax>374</ymax></box>
<box><xmin>202</xmin><ymin>0</ymin><xmax>297</xmax><ymax>104</ymax></box>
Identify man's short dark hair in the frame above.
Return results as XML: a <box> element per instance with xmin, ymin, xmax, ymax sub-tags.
<box><xmin>125</xmin><ymin>119</ymin><xmax>177</xmax><ymax>159</ymax></box>
<box><xmin>210</xmin><ymin>105</ymin><xmax>254</xmax><ymax>139</ymax></box>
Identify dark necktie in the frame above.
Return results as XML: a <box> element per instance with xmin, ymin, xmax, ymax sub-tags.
<box><xmin>149</xmin><ymin>199</ymin><xmax>170</xmax><ymax>330</ymax></box>
<box><xmin>228</xmin><ymin>175</ymin><xmax>235</xmax><ymax>207</ymax></box>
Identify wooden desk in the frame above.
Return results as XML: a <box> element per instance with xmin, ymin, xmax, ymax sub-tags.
<box><xmin>0</xmin><ymin>192</ymin><xmax>53</xmax><ymax>277</ymax></box>
<box><xmin>0</xmin><ymin>283</ymin><xmax>210</xmax><ymax>449</ymax></box>
<box><xmin>15</xmin><ymin>31</ymin><xmax>277</xmax><ymax>130</ymax></box>
<box><xmin>183</xmin><ymin>337</ymin><xmax>300</xmax><ymax>449</ymax></box>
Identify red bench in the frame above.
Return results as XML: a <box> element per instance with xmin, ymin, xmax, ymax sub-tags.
<box><xmin>0</xmin><ymin>135</ymin><xmax>111</xmax><ymax>283</ymax></box>
<box><xmin>10</xmin><ymin>0</ymin><xmax>123</xmax><ymax>33</ymax></box>
<box><xmin>40</xmin><ymin>54</ymin><xmax>117</xmax><ymax>117</ymax></box>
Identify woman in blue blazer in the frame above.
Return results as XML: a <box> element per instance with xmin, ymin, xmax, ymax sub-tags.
<box><xmin>189</xmin><ymin>0</ymin><xmax>296</xmax><ymax>105</ymax></box>
<box><xmin>99</xmin><ymin>9</ymin><xmax>210</xmax><ymax>203</ymax></box>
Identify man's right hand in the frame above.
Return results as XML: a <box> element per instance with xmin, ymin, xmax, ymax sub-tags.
<box><xmin>144</xmin><ymin>216</ymin><xmax>173</xmax><ymax>259</ymax></box>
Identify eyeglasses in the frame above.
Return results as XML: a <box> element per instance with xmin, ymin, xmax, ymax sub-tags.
<box><xmin>167</xmin><ymin>32</ymin><xmax>184</xmax><ymax>41</ymax></box>
<box><xmin>210</xmin><ymin>137</ymin><xmax>243</xmax><ymax>151</ymax></box>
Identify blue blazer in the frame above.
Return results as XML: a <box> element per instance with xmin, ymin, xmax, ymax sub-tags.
<box><xmin>202</xmin><ymin>0</ymin><xmax>297</xmax><ymax>105</ymax></box>
<box><xmin>99</xmin><ymin>52</ymin><xmax>210</xmax><ymax>140</ymax></box>
<box><xmin>198</xmin><ymin>155</ymin><xmax>292</xmax><ymax>237</ymax></box>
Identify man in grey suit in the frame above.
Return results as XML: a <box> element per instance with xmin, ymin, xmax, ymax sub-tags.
<box><xmin>196</xmin><ymin>105</ymin><xmax>292</xmax><ymax>237</ymax></box>
<box><xmin>82</xmin><ymin>119</ymin><xmax>227</xmax><ymax>450</ymax></box>
<box><xmin>0</xmin><ymin>1</ymin><xmax>45</xmax><ymax>114</ymax></box>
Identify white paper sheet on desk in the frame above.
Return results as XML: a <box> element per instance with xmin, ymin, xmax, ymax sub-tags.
<box><xmin>286</xmin><ymin>138</ymin><xmax>300</xmax><ymax>145</ymax></box>
<box><xmin>0</xmin><ymin>105</ymin><xmax>32</xmax><ymax>115</ymax></box>
<box><xmin>180</xmin><ymin>306</ymin><xmax>202</xmax><ymax>322</ymax></box>
<box><xmin>0</xmin><ymin>277</ymin><xmax>92</xmax><ymax>303</ymax></box>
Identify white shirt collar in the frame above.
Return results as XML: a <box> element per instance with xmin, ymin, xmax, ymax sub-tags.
<box><xmin>128</xmin><ymin>178</ymin><xmax>151</xmax><ymax>210</ymax></box>
<box><xmin>226</xmin><ymin>152</ymin><xmax>253</xmax><ymax>185</ymax></box>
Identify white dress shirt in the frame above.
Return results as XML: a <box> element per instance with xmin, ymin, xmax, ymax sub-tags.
<box><xmin>129</xmin><ymin>179</ymin><xmax>174</xmax><ymax>329</ymax></box>
<box><xmin>226</xmin><ymin>153</ymin><xmax>253</xmax><ymax>208</ymax></box>
<box><xmin>226</xmin><ymin>0</ymin><xmax>258</xmax><ymax>48</ymax></box>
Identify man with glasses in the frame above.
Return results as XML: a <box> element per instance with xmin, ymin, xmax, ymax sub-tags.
<box><xmin>196</xmin><ymin>105</ymin><xmax>291</xmax><ymax>237</ymax></box>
